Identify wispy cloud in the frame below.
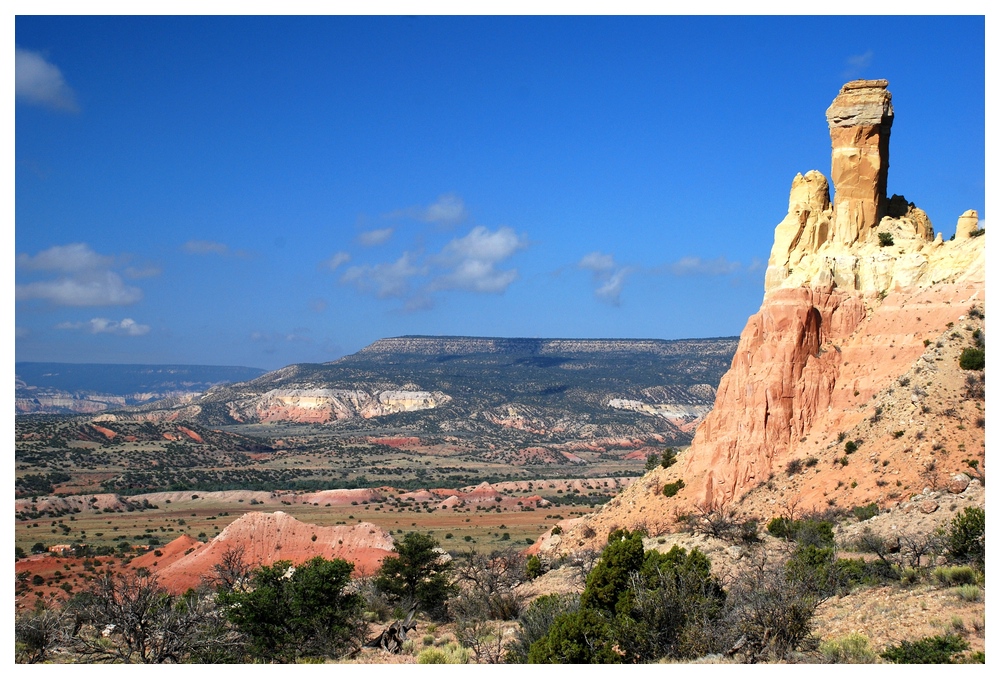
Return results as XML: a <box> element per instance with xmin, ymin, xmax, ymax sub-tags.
<box><xmin>182</xmin><ymin>239</ymin><xmax>248</xmax><ymax>257</ymax></box>
<box><xmin>56</xmin><ymin>317</ymin><xmax>150</xmax><ymax>336</ymax></box>
<box><xmin>341</xmin><ymin>251</ymin><xmax>427</xmax><ymax>299</ymax></box>
<box><xmin>385</xmin><ymin>193</ymin><xmax>469</xmax><ymax>227</ymax></box>
<box><xmin>15</xmin><ymin>47</ymin><xmax>78</xmax><ymax>112</ymax></box>
<box><xmin>356</xmin><ymin>228</ymin><xmax>394</xmax><ymax>247</ymax></box>
<box><xmin>420</xmin><ymin>194</ymin><xmax>468</xmax><ymax>226</ymax></box>
<box><xmin>843</xmin><ymin>50</ymin><xmax>874</xmax><ymax>79</ymax></box>
<box><xmin>16</xmin><ymin>244</ymin><xmax>143</xmax><ymax>307</ymax></box>
<box><xmin>578</xmin><ymin>251</ymin><xmax>633</xmax><ymax>306</ymax></box>
<box><xmin>666</xmin><ymin>256</ymin><xmax>743</xmax><ymax>276</ymax></box>
<box><xmin>124</xmin><ymin>265</ymin><xmax>162</xmax><ymax>279</ymax></box>
<box><xmin>17</xmin><ymin>243</ymin><xmax>112</xmax><ymax>272</ymax></box>
<box><xmin>321</xmin><ymin>251</ymin><xmax>351</xmax><ymax>271</ymax></box>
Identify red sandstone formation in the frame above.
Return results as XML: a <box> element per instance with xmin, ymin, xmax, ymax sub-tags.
<box><xmin>534</xmin><ymin>79</ymin><xmax>984</xmax><ymax>557</ymax></box>
<box><xmin>147</xmin><ymin>511</ymin><xmax>395</xmax><ymax>593</ymax></box>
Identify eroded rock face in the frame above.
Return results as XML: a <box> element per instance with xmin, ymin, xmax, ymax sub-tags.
<box><xmin>225</xmin><ymin>388</ymin><xmax>452</xmax><ymax>423</ymax></box>
<box><xmin>539</xmin><ymin>80</ymin><xmax>984</xmax><ymax>554</ymax></box>
<box><xmin>682</xmin><ymin>79</ymin><xmax>985</xmax><ymax>508</ymax></box>
<box><xmin>826</xmin><ymin>79</ymin><xmax>894</xmax><ymax>244</ymax></box>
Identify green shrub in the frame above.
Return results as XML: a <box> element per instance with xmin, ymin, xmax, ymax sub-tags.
<box><xmin>959</xmin><ymin>347</ymin><xmax>985</xmax><ymax>370</ymax></box>
<box><xmin>932</xmin><ymin>565</ymin><xmax>977</xmax><ymax>586</ymax></box>
<box><xmin>550</xmin><ymin>525</ymin><xmax>562</xmax><ymax>536</ymax></box>
<box><xmin>794</xmin><ymin>519</ymin><xmax>835</xmax><ymax>547</ymax></box>
<box><xmin>660</xmin><ymin>448</ymin><xmax>677</xmax><ymax>469</ymax></box>
<box><xmin>819</xmin><ymin>632</ymin><xmax>877</xmax><ymax>663</ymax></box>
<box><xmin>662</xmin><ymin>479</ymin><xmax>685</xmax><ymax>498</ymax></box>
<box><xmin>219</xmin><ymin>556</ymin><xmax>362</xmax><ymax>662</ymax></box>
<box><xmin>946</xmin><ymin>507</ymin><xmax>985</xmax><ymax>568</ymax></box>
<box><xmin>579</xmin><ymin>529</ymin><xmax>646</xmax><ymax>615</ymax></box>
<box><xmin>954</xmin><ymin>584</ymin><xmax>982</xmax><ymax>602</ymax></box>
<box><xmin>786</xmin><ymin>458</ymin><xmax>804</xmax><ymax>476</ymax></box>
<box><xmin>525</xmin><ymin>554</ymin><xmax>543</xmax><ymax>580</ymax></box>
<box><xmin>878</xmin><ymin>232</ymin><xmax>894</xmax><ymax>247</ymax></box>
<box><xmin>844</xmin><ymin>440</ymin><xmax>858</xmax><ymax>455</ymax></box>
<box><xmin>505</xmin><ymin>593</ymin><xmax>580</xmax><ymax>663</ymax></box>
<box><xmin>835</xmin><ymin>557</ymin><xmax>897</xmax><ymax>588</ymax></box>
<box><xmin>417</xmin><ymin>644</ymin><xmax>470</xmax><ymax>664</ymax></box>
<box><xmin>375</xmin><ymin>532</ymin><xmax>454</xmax><ymax>620</ymax></box>
<box><xmin>899</xmin><ymin>567</ymin><xmax>920</xmax><ymax>586</ymax></box>
<box><xmin>880</xmin><ymin>634</ymin><xmax>969</xmax><ymax>664</ymax></box>
<box><xmin>852</xmin><ymin>502</ymin><xmax>879</xmax><ymax>521</ymax></box>
<box><xmin>527</xmin><ymin>608</ymin><xmax>621</xmax><ymax>663</ymax></box>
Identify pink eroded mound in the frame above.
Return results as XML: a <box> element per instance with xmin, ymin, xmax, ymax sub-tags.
<box><xmin>146</xmin><ymin>511</ymin><xmax>395</xmax><ymax>593</ymax></box>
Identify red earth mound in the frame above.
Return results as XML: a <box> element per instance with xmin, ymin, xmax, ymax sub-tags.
<box><xmin>146</xmin><ymin>511</ymin><xmax>396</xmax><ymax>593</ymax></box>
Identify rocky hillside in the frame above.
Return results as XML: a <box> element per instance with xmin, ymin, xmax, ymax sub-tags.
<box><xmin>98</xmin><ymin>336</ymin><xmax>738</xmax><ymax>447</ymax></box>
<box><xmin>541</xmin><ymin>79</ymin><xmax>985</xmax><ymax>555</ymax></box>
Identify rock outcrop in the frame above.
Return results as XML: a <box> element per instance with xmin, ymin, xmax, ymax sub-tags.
<box><xmin>146</xmin><ymin>511</ymin><xmax>396</xmax><ymax>593</ymax></box>
<box><xmin>538</xmin><ymin>79</ymin><xmax>984</xmax><ymax>555</ymax></box>
<box><xmin>825</xmin><ymin>79</ymin><xmax>894</xmax><ymax>243</ymax></box>
<box><xmin>686</xmin><ymin>79</ymin><xmax>984</xmax><ymax>508</ymax></box>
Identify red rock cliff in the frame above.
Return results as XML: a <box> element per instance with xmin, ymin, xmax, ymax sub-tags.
<box><xmin>685</xmin><ymin>79</ymin><xmax>984</xmax><ymax>508</ymax></box>
<box><xmin>535</xmin><ymin>80</ymin><xmax>985</xmax><ymax>555</ymax></box>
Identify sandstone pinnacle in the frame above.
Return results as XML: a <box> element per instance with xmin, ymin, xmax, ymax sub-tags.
<box><xmin>826</xmin><ymin>79</ymin><xmax>894</xmax><ymax>244</ymax></box>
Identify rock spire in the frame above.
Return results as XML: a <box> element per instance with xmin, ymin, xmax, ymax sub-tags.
<box><xmin>826</xmin><ymin>79</ymin><xmax>894</xmax><ymax>244</ymax></box>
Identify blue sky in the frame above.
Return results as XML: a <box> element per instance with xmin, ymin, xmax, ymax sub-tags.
<box><xmin>14</xmin><ymin>15</ymin><xmax>986</xmax><ymax>370</ymax></box>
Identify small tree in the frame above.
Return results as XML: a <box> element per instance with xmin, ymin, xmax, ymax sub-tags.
<box><xmin>579</xmin><ymin>529</ymin><xmax>646</xmax><ymax>615</ymax></box>
<box><xmin>220</xmin><ymin>556</ymin><xmax>363</xmax><ymax>662</ymax></box>
<box><xmin>946</xmin><ymin>507</ymin><xmax>985</xmax><ymax>569</ymax></box>
<box><xmin>959</xmin><ymin>347</ymin><xmax>985</xmax><ymax>371</ymax></box>
<box><xmin>527</xmin><ymin>608</ymin><xmax>622</xmax><ymax>663</ymax></box>
<box><xmin>71</xmin><ymin>570</ymin><xmax>226</xmax><ymax>663</ymax></box>
<box><xmin>504</xmin><ymin>593</ymin><xmax>580</xmax><ymax>663</ymax></box>
<box><xmin>661</xmin><ymin>447</ymin><xmax>677</xmax><ymax>469</ymax></box>
<box><xmin>878</xmin><ymin>232</ymin><xmax>894</xmax><ymax>247</ymax></box>
<box><xmin>15</xmin><ymin>605</ymin><xmax>67</xmax><ymax>664</ymax></box>
<box><xmin>375</xmin><ymin>532</ymin><xmax>454</xmax><ymax>619</ymax></box>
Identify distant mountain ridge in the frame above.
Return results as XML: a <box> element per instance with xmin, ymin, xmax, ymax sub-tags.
<box><xmin>15</xmin><ymin>363</ymin><xmax>267</xmax><ymax>415</ymax></box>
<box><xmin>93</xmin><ymin>335</ymin><xmax>739</xmax><ymax>456</ymax></box>
<box><xmin>354</xmin><ymin>335</ymin><xmax>736</xmax><ymax>357</ymax></box>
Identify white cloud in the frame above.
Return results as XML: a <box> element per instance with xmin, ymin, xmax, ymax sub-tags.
<box><xmin>339</xmin><ymin>225</ymin><xmax>527</xmax><ymax>308</ymax></box>
<box><xmin>431</xmin><ymin>226</ymin><xmax>526</xmax><ymax>293</ymax></box>
<box><xmin>322</xmin><ymin>251</ymin><xmax>351</xmax><ymax>271</ymax></box>
<box><xmin>15</xmin><ymin>47</ymin><xmax>78</xmax><ymax>112</ymax></box>
<box><xmin>385</xmin><ymin>193</ymin><xmax>470</xmax><ymax>227</ymax></box>
<box><xmin>17</xmin><ymin>270</ymin><xmax>142</xmax><ymax>306</ymax></box>
<box><xmin>56</xmin><ymin>317</ymin><xmax>150</xmax><ymax>336</ymax></box>
<box><xmin>668</xmin><ymin>256</ymin><xmax>743</xmax><ymax>276</ymax></box>
<box><xmin>124</xmin><ymin>265</ymin><xmax>162</xmax><ymax>279</ymax></box>
<box><xmin>341</xmin><ymin>251</ymin><xmax>426</xmax><ymax>299</ymax></box>
<box><xmin>420</xmin><ymin>194</ymin><xmax>468</xmax><ymax>226</ymax></box>
<box><xmin>843</xmin><ymin>50</ymin><xmax>874</xmax><ymax>79</ymax></box>
<box><xmin>183</xmin><ymin>240</ymin><xmax>230</xmax><ymax>256</ymax></box>
<box><xmin>847</xmin><ymin>50</ymin><xmax>874</xmax><ymax>69</ymax></box>
<box><xmin>578</xmin><ymin>251</ymin><xmax>632</xmax><ymax>306</ymax></box>
<box><xmin>578</xmin><ymin>251</ymin><xmax>617</xmax><ymax>273</ymax></box>
<box><xmin>356</xmin><ymin>228</ymin><xmax>394</xmax><ymax>246</ymax></box>
<box><xmin>17</xmin><ymin>243</ymin><xmax>113</xmax><ymax>272</ymax></box>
